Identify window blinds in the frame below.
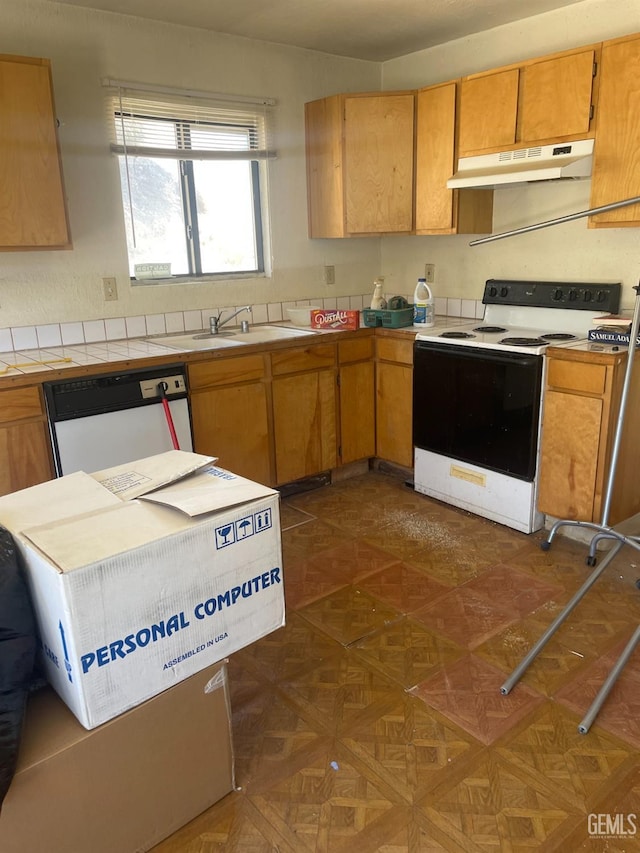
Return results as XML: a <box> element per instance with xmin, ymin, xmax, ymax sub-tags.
<box><xmin>104</xmin><ymin>81</ymin><xmax>276</xmax><ymax>160</ymax></box>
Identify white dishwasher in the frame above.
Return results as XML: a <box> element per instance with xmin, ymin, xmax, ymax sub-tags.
<box><xmin>43</xmin><ymin>364</ymin><xmax>193</xmax><ymax>476</ymax></box>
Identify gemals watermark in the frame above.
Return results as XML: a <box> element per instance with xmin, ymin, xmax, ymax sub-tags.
<box><xmin>588</xmin><ymin>813</ymin><xmax>637</xmax><ymax>838</ymax></box>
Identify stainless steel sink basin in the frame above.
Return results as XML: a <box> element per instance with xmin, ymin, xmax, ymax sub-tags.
<box><xmin>149</xmin><ymin>333</ymin><xmax>242</xmax><ymax>351</ymax></box>
<box><xmin>227</xmin><ymin>326</ymin><xmax>317</xmax><ymax>344</ymax></box>
<box><xmin>147</xmin><ymin>325</ymin><xmax>317</xmax><ymax>352</ymax></box>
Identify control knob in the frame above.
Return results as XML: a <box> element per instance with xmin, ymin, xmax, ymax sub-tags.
<box><xmin>568</xmin><ymin>289</ymin><xmax>578</xmax><ymax>301</ymax></box>
<box><xmin>488</xmin><ymin>286</ymin><xmax>498</xmax><ymax>297</ymax></box>
<box><xmin>553</xmin><ymin>288</ymin><xmax>563</xmax><ymax>301</ymax></box>
<box><xmin>500</xmin><ymin>286</ymin><xmax>509</xmax><ymax>298</ymax></box>
<box><xmin>596</xmin><ymin>290</ymin><xmax>607</xmax><ymax>302</ymax></box>
<box><xmin>583</xmin><ymin>290</ymin><xmax>593</xmax><ymax>302</ymax></box>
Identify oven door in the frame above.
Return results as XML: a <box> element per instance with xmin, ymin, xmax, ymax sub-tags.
<box><xmin>413</xmin><ymin>340</ymin><xmax>543</xmax><ymax>481</ymax></box>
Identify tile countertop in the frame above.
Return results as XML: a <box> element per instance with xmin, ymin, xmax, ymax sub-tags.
<box><xmin>0</xmin><ymin>316</ymin><xmax>468</xmax><ymax>383</ymax></box>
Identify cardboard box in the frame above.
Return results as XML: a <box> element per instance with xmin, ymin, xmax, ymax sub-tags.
<box><xmin>311</xmin><ymin>308</ymin><xmax>360</xmax><ymax>330</ymax></box>
<box><xmin>0</xmin><ymin>451</ymin><xmax>284</xmax><ymax>729</ymax></box>
<box><xmin>0</xmin><ymin>661</ymin><xmax>234</xmax><ymax>853</ymax></box>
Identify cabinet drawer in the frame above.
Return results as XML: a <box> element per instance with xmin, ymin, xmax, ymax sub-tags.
<box><xmin>188</xmin><ymin>354</ymin><xmax>265</xmax><ymax>389</ymax></box>
<box><xmin>0</xmin><ymin>386</ymin><xmax>44</xmax><ymax>423</ymax></box>
<box><xmin>338</xmin><ymin>337</ymin><xmax>374</xmax><ymax>364</ymax></box>
<box><xmin>375</xmin><ymin>337</ymin><xmax>414</xmax><ymax>365</ymax></box>
<box><xmin>271</xmin><ymin>343</ymin><xmax>336</xmax><ymax>376</ymax></box>
<box><xmin>547</xmin><ymin>360</ymin><xmax>607</xmax><ymax>395</ymax></box>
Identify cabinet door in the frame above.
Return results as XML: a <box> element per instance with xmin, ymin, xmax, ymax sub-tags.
<box><xmin>190</xmin><ymin>383</ymin><xmax>271</xmax><ymax>485</ymax></box>
<box><xmin>0</xmin><ymin>56</ymin><xmax>70</xmax><ymax>249</ymax></box>
<box><xmin>0</xmin><ymin>421</ymin><xmax>53</xmax><ymax>496</ymax></box>
<box><xmin>339</xmin><ymin>361</ymin><xmax>375</xmax><ymax>464</ymax></box>
<box><xmin>376</xmin><ymin>361</ymin><xmax>413</xmax><ymax>468</ymax></box>
<box><xmin>538</xmin><ymin>389</ymin><xmax>602</xmax><ymax>521</ymax></box>
<box><xmin>519</xmin><ymin>50</ymin><xmax>595</xmax><ymax>143</ymax></box>
<box><xmin>415</xmin><ymin>82</ymin><xmax>493</xmax><ymax>235</ymax></box>
<box><xmin>272</xmin><ymin>371</ymin><xmax>337</xmax><ymax>484</ymax></box>
<box><xmin>305</xmin><ymin>95</ymin><xmax>345</xmax><ymax>238</ymax></box>
<box><xmin>590</xmin><ymin>35</ymin><xmax>640</xmax><ymax>226</ymax></box>
<box><xmin>458</xmin><ymin>69</ymin><xmax>519</xmax><ymax>155</ymax></box>
<box><xmin>344</xmin><ymin>94</ymin><xmax>414</xmax><ymax>234</ymax></box>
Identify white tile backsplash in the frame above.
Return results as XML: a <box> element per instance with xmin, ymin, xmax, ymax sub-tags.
<box><xmin>183</xmin><ymin>310</ymin><xmax>202</xmax><ymax>332</ymax></box>
<box><xmin>145</xmin><ymin>314</ymin><xmax>166</xmax><ymax>336</ymax></box>
<box><xmin>251</xmin><ymin>303</ymin><xmax>269</xmax><ymax>325</ymax></box>
<box><xmin>125</xmin><ymin>316</ymin><xmax>147</xmax><ymax>338</ymax></box>
<box><xmin>36</xmin><ymin>324</ymin><xmax>62</xmax><ymax>348</ymax></box>
<box><xmin>60</xmin><ymin>322</ymin><xmax>85</xmax><ymax>345</ymax></box>
<box><xmin>164</xmin><ymin>312</ymin><xmax>185</xmax><ymax>334</ymax></box>
<box><xmin>461</xmin><ymin>299</ymin><xmax>477</xmax><ymax>319</ymax></box>
<box><xmin>4</xmin><ymin>295</ymin><xmax>486</xmax><ymax>354</ymax></box>
<box><xmin>267</xmin><ymin>302</ymin><xmax>283</xmax><ymax>322</ymax></box>
<box><xmin>105</xmin><ymin>318</ymin><xmax>127</xmax><ymax>340</ymax></box>
<box><xmin>0</xmin><ymin>328</ymin><xmax>14</xmax><ymax>353</ymax></box>
<box><xmin>12</xmin><ymin>326</ymin><xmax>38</xmax><ymax>350</ymax></box>
<box><xmin>83</xmin><ymin>320</ymin><xmax>106</xmax><ymax>343</ymax></box>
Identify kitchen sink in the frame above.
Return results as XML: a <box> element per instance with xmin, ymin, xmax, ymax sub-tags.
<box><xmin>148</xmin><ymin>325</ymin><xmax>317</xmax><ymax>351</ymax></box>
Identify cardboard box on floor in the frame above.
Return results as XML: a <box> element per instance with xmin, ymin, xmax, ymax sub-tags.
<box><xmin>0</xmin><ymin>450</ymin><xmax>284</xmax><ymax>729</ymax></box>
<box><xmin>0</xmin><ymin>661</ymin><xmax>234</xmax><ymax>853</ymax></box>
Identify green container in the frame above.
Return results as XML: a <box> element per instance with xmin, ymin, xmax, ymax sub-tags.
<box><xmin>361</xmin><ymin>306</ymin><xmax>414</xmax><ymax>328</ymax></box>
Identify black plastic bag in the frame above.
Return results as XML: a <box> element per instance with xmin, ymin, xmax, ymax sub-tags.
<box><xmin>0</xmin><ymin>526</ymin><xmax>38</xmax><ymax>809</ymax></box>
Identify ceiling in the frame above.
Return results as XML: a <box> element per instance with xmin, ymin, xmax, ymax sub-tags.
<box><xmin>50</xmin><ymin>0</ymin><xmax>587</xmax><ymax>61</ymax></box>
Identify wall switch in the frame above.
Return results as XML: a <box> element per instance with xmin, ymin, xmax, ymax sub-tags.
<box><xmin>102</xmin><ymin>277</ymin><xmax>118</xmax><ymax>301</ymax></box>
<box><xmin>424</xmin><ymin>264</ymin><xmax>435</xmax><ymax>284</ymax></box>
<box><xmin>323</xmin><ymin>265</ymin><xmax>335</xmax><ymax>286</ymax></box>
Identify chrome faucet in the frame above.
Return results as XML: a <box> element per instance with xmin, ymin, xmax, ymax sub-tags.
<box><xmin>209</xmin><ymin>306</ymin><xmax>252</xmax><ymax>335</ymax></box>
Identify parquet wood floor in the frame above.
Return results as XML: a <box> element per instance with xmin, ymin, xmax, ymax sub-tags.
<box><xmin>152</xmin><ymin>470</ymin><xmax>640</xmax><ymax>852</ymax></box>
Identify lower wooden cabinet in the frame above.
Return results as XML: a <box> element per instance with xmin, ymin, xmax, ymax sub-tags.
<box><xmin>0</xmin><ymin>386</ymin><xmax>53</xmax><ymax>496</ymax></box>
<box><xmin>338</xmin><ymin>337</ymin><xmax>375</xmax><ymax>465</ymax></box>
<box><xmin>189</xmin><ymin>355</ymin><xmax>272</xmax><ymax>486</ymax></box>
<box><xmin>538</xmin><ymin>348</ymin><xmax>640</xmax><ymax>524</ymax></box>
<box><xmin>375</xmin><ymin>336</ymin><xmax>414</xmax><ymax>468</ymax></box>
<box><xmin>271</xmin><ymin>343</ymin><xmax>337</xmax><ymax>485</ymax></box>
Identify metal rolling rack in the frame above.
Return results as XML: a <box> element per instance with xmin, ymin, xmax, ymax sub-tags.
<box><xmin>470</xmin><ymin>194</ymin><xmax>640</xmax><ymax>733</ymax></box>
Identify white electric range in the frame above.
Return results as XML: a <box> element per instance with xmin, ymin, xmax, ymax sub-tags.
<box><xmin>412</xmin><ymin>279</ymin><xmax>622</xmax><ymax>533</ymax></box>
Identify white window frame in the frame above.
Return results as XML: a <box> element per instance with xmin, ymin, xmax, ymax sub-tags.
<box><xmin>105</xmin><ymin>80</ymin><xmax>276</xmax><ymax>282</ymax></box>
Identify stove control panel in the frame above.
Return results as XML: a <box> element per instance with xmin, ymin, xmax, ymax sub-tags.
<box><xmin>484</xmin><ymin>280</ymin><xmax>621</xmax><ymax>313</ymax></box>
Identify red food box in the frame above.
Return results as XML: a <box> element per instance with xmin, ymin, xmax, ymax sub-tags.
<box><xmin>311</xmin><ymin>309</ymin><xmax>360</xmax><ymax>331</ymax></box>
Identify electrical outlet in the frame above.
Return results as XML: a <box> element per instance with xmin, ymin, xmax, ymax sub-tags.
<box><xmin>424</xmin><ymin>264</ymin><xmax>435</xmax><ymax>284</ymax></box>
<box><xmin>323</xmin><ymin>265</ymin><xmax>335</xmax><ymax>286</ymax></box>
<box><xmin>102</xmin><ymin>277</ymin><xmax>118</xmax><ymax>301</ymax></box>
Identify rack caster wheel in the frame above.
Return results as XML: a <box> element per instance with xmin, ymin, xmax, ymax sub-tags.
<box><xmin>586</xmin><ymin>555</ymin><xmax>597</xmax><ymax>567</ymax></box>
<box><xmin>540</xmin><ymin>541</ymin><xmax>551</xmax><ymax>551</ymax></box>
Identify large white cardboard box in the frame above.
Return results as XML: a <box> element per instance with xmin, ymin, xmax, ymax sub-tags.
<box><xmin>0</xmin><ymin>451</ymin><xmax>284</xmax><ymax>729</ymax></box>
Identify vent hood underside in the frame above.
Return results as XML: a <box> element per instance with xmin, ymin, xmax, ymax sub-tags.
<box><xmin>447</xmin><ymin>139</ymin><xmax>594</xmax><ymax>190</ymax></box>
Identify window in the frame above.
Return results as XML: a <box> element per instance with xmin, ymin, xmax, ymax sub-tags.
<box><xmin>107</xmin><ymin>84</ymin><xmax>274</xmax><ymax>280</ymax></box>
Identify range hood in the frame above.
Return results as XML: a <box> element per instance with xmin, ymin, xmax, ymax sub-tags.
<box><xmin>447</xmin><ymin>139</ymin><xmax>594</xmax><ymax>190</ymax></box>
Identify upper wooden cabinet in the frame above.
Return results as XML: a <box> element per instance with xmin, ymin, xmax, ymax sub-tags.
<box><xmin>415</xmin><ymin>81</ymin><xmax>492</xmax><ymax>235</ymax></box>
<box><xmin>305</xmin><ymin>92</ymin><xmax>415</xmax><ymax>238</ymax></box>
<box><xmin>589</xmin><ymin>33</ymin><xmax>640</xmax><ymax>228</ymax></box>
<box><xmin>458</xmin><ymin>45</ymin><xmax>598</xmax><ymax>157</ymax></box>
<box><xmin>0</xmin><ymin>55</ymin><xmax>71</xmax><ymax>250</ymax></box>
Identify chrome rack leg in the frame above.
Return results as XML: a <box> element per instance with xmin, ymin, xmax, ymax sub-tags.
<box><xmin>500</xmin><ymin>540</ymin><xmax>625</xmax><ymax>695</ymax></box>
<box><xmin>579</xmin><ymin>624</ymin><xmax>640</xmax><ymax>734</ymax></box>
<box><xmin>541</xmin><ymin>519</ymin><xmax>612</xmax><ymax>552</ymax></box>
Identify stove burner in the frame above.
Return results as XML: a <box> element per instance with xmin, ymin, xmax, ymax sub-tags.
<box><xmin>440</xmin><ymin>331</ymin><xmax>476</xmax><ymax>339</ymax></box>
<box><xmin>473</xmin><ymin>325</ymin><xmax>507</xmax><ymax>333</ymax></box>
<box><xmin>500</xmin><ymin>336</ymin><xmax>547</xmax><ymax>347</ymax></box>
<box><xmin>540</xmin><ymin>333</ymin><xmax>577</xmax><ymax>341</ymax></box>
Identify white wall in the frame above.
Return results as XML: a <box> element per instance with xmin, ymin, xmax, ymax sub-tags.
<box><xmin>381</xmin><ymin>0</ymin><xmax>640</xmax><ymax>309</ymax></box>
<box><xmin>0</xmin><ymin>0</ymin><xmax>382</xmax><ymax>328</ymax></box>
<box><xmin>4</xmin><ymin>0</ymin><xmax>640</xmax><ymax>330</ymax></box>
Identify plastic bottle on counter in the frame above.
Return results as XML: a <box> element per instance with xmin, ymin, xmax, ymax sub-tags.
<box><xmin>413</xmin><ymin>277</ymin><xmax>434</xmax><ymax>328</ymax></box>
<box><xmin>370</xmin><ymin>277</ymin><xmax>387</xmax><ymax>310</ymax></box>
